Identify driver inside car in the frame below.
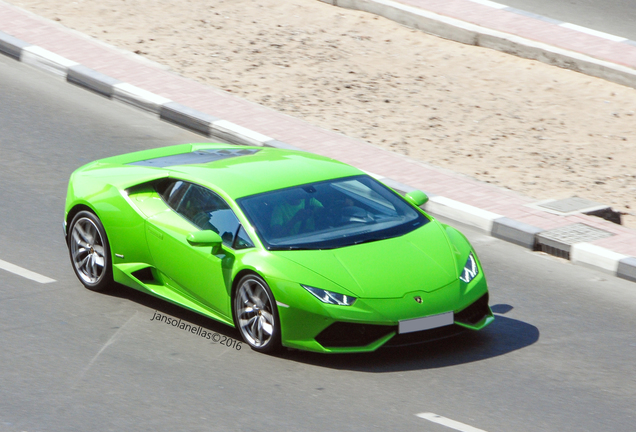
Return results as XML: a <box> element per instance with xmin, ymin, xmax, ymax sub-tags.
<box><xmin>271</xmin><ymin>189</ymin><xmax>323</xmax><ymax>236</ymax></box>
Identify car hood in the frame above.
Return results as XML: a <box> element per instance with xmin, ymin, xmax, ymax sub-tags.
<box><xmin>272</xmin><ymin>222</ymin><xmax>458</xmax><ymax>299</ymax></box>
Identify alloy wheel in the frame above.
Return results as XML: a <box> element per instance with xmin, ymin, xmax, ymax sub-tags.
<box><xmin>235</xmin><ymin>276</ymin><xmax>277</xmax><ymax>350</ymax></box>
<box><xmin>70</xmin><ymin>216</ymin><xmax>106</xmax><ymax>285</ymax></box>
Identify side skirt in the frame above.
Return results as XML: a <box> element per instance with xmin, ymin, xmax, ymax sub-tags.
<box><xmin>113</xmin><ymin>263</ymin><xmax>234</xmax><ymax>327</ymax></box>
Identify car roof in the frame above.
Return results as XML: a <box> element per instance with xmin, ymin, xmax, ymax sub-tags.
<box><xmin>167</xmin><ymin>146</ymin><xmax>362</xmax><ymax>198</ymax></box>
<box><xmin>90</xmin><ymin>143</ymin><xmax>364</xmax><ymax>198</ymax></box>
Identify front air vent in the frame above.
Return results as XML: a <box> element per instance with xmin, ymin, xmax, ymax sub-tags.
<box><xmin>315</xmin><ymin>322</ymin><xmax>395</xmax><ymax>348</ymax></box>
<box><xmin>455</xmin><ymin>293</ymin><xmax>490</xmax><ymax>326</ymax></box>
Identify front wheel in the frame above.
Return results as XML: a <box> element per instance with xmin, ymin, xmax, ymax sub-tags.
<box><xmin>233</xmin><ymin>274</ymin><xmax>282</xmax><ymax>353</ymax></box>
<box><xmin>68</xmin><ymin>210</ymin><xmax>113</xmax><ymax>292</ymax></box>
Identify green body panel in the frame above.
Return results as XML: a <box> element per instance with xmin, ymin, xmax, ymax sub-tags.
<box><xmin>272</xmin><ymin>222</ymin><xmax>457</xmax><ymax>298</ymax></box>
<box><xmin>65</xmin><ymin>143</ymin><xmax>493</xmax><ymax>353</ymax></box>
<box><xmin>145</xmin><ymin>210</ymin><xmax>231</xmax><ymax>318</ymax></box>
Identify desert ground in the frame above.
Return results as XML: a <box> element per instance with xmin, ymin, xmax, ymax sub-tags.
<box><xmin>8</xmin><ymin>0</ymin><xmax>636</xmax><ymax>226</ymax></box>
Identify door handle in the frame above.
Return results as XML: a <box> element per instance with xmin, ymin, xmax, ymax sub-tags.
<box><xmin>147</xmin><ymin>224</ymin><xmax>164</xmax><ymax>240</ymax></box>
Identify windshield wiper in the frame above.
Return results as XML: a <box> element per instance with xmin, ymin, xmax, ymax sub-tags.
<box><xmin>352</xmin><ymin>236</ymin><xmax>388</xmax><ymax>245</ymax></box>
<box><xmin>269</xmin><ymin>245</ymin><xmax>323</xmax><ymax>251</ymax></box>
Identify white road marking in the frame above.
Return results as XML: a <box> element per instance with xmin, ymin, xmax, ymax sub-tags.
<box><xmin>0</xmin><ymin>258</ymin><xmax>56</xmax><ymax>284</ymax></box>
<box><xmin>416</xmin><ymin>413</ymin><xmax>488</xmax><ymax>432</ymax></box>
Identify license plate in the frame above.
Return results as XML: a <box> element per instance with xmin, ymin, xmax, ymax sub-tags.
<box><xmin>398</xmin><ymin>311</ymin><xmax>454</xmax><ymax>334</ymax></box>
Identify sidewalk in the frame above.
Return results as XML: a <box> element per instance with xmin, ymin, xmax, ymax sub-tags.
<box><xmin>1</xmin><ymin>0</ymin><xmax>635</xmax><ymax>282</ymax></box>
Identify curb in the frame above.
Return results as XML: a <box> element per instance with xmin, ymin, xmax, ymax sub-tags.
<box><xmin>1</xmin><ymin>28</ymin><xmax>635</xmax><ymax>283</ymax></box>
<box><xmin>319</xmin><ymin>0</ymin><xmax>636</xmax><ymax>89</ymax></box>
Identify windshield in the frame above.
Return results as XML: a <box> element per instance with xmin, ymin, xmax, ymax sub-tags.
<box><xmin>237</xmin><ymin>175</ymin><xmax>429</xmax><ymax>250</ymax></box>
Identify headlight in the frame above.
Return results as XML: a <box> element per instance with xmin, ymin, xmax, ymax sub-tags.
<box><xmin>302</xmin><ymin>285</ymin><xmax>356</xmax><ymax>306</ymax></box>
<box><xmin>459</xmin><ymin>252</ymin><xmax>479</xmax><ymax>284</ymax></box>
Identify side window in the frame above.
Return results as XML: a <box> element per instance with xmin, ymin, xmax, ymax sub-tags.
<box><xmin>159</xmin><ymin>180</ymin><xmax>189</xmax><ymax>210</ymax></box>
<box><xmin>157</xmin><ymin>180</ymin><xmax>253</xmax><ymax>249</ymax></box>
<box><xmin>234</xmin><ymin>225</ymin><xmax>254</xmax><ymax>250</ymax></box>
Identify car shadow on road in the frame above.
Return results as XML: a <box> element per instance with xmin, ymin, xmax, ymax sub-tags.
<box><xmin>102</xmin><ymin>282</ymin><xmax>244</xmax><ymax>340</ymax></box>
<box><xmin>99</xmin><ymin>286</ymin><xmax>538</xmax><ymax>370</ymax></box>
<box><xmin>280</xmin><ymin>304</ymin><xmax>539</xmax><ymax>372</ymax></box>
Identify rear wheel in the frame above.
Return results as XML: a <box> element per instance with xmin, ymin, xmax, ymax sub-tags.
<box><xmin>233</xmin><ymin>274</ymin><xmax>281</xmax><ymax>353</ymax></box>
<box><xmin>68</xmin><ymin>210</ymin><xmax>113</xmax><ymax>292</ymax></box>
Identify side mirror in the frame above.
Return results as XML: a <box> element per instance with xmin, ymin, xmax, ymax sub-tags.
<box><xmin>404</xmin><ymin>190</ymin><xmax>429</xmax><ymax>207</ymax></box>
<box><xmin>187</xmin><ymin>230</ymin><xmax>222</xmax><ymax>254</ymax></box>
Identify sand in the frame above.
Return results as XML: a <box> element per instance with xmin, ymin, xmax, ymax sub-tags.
<box><xmin>8</xmin><ymin>0</ymin><xmax>636</xmax><ymax>227</ymax></box>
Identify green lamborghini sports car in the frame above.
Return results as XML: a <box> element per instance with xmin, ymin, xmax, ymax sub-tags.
<box><xmin>64</xmin><ymin>143</ymin><xmax>493</xmax><ymax>353</ymax></box>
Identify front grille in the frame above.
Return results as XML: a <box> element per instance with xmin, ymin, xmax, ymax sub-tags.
<box><xmin>315</xmin><ymin>322</ymin><xmax>395</xmax><ymax>348</ymax></box>
<box><xmin>455</xmin><ymin>293</ymin><xmax>490</xmax><ymax>325</ymax></box>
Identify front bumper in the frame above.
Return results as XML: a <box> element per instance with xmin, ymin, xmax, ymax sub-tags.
<box><xmin>276</xmin><ymin>272</ymin><xmax>493</xmax><ymax>353</ymax></box>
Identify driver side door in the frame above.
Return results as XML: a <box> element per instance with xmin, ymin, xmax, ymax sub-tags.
<box><xmin>146</xmin><ymin>180</ymin><xmax>252</xmax><ymax>320</ymax></box>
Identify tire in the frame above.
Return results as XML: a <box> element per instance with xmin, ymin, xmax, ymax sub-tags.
<box><xmin>68</xmin><ymin>210</ymin><xmax>113</xmax><ymax>292</ymax></box>
<box><xmin>233</xmin><ymin>274</ymin><xmax>282</xmax><ymax>353</ymax></box>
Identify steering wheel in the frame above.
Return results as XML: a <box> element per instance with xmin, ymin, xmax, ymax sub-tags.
<box><xmin>341</xmin><ymin>206</ymin><xmax>375</xmax><ymax>224</ymax></box>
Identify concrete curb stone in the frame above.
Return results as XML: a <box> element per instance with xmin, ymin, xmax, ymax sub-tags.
<box><xmin>113</xmin><ymin>82</ymin><xmax>172</xmax><ymax>114</ymax></box>
<box><xmin>211</xmin><ymin>119</ymin><xmax>274</xmax><ymax>146</ymax></box>
<box><xmin>21</xmin><ymin>45</ymin><xmax>78</xmax><ymax>76</ymax></box>
<box><xmin>492</xmin><ymin>217</ymin><xmax>543</xmax><ymax>249</ymax></box>
<box><xmin>159</xmin><ymin>102</ymin><xmax>220</xmax><ymax>136</ymax></box>
<box><xmin>617</xmin><ymin>257</ymin><xmax>636</xmax><ymax>282</ymax></box>
<box><xmin>425</xmin><ymin>196</ymin><xmax>502</xmax><ymax>233</ymax></box>
<box><xmin>67</xmin><ymin>64</ymin><xmax>122</xmax><ymax>97</ymax></box>
<box><xmin>571</xmin><ymin>243</ymin><xmax>628</xmax><ymax>274</ymax></box>
<box><xmin>0</xmin><ymin>30</ymin><xmax>30</xmax><ymax>59</ymax></box>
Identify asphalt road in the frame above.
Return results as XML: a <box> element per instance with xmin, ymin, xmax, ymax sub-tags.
<box><xmin>501</xmin><ymin>0</ymin><xmax>636</xmax><ymax>40</ymax></box>
<box><xmin>1</xmin><ymin>55</ymin><xmax>636</xmax><ymax>432</ymax></box>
